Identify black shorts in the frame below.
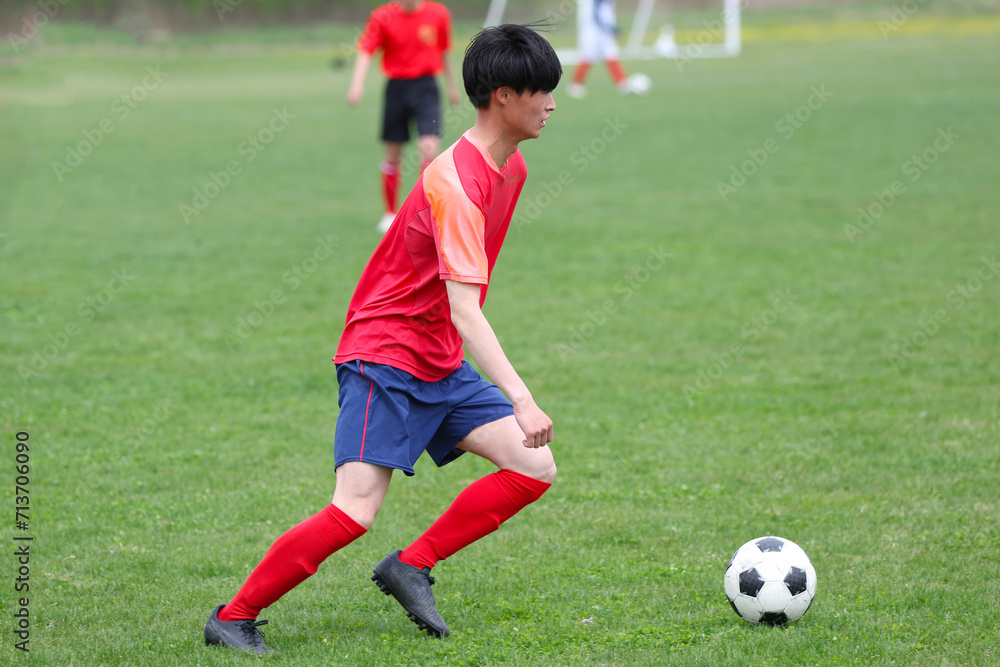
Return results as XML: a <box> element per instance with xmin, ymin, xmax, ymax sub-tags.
<box><xmin>381</xmin><ymin>76</ymin><xmax>442</xmax><ymax>143</ymax></box>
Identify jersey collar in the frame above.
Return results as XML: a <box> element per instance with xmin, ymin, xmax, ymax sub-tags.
<box><xmin>463</xmin><ymin>129</ymin><xmax>506</xmax><ymax>173</ymax></box>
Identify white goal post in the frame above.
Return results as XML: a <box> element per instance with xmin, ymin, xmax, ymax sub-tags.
<box><xmin>484</xmin><ymin>0</ymin><xmax>741</xmax><ymax>64</ymax></box>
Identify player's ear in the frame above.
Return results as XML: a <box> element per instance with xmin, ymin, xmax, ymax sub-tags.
<box><xmin>493</xmin><ymin>87</ymin><xmax>509</xmax><ymax>107</ymax></box>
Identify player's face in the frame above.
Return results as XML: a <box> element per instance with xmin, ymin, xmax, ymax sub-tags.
<box><xmin>505</xmin><ymin>89</ymin><xmax>556</xmax><ymax>141</ymax></box>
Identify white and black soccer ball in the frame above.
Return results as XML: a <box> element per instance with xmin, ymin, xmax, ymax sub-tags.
<box><xmin>626</xmin><ymin>73</ymin><xmax>652</xmax><ymax>95</ymax></box>
<box><xmin>724</xmin><ymin>536</ymin><xmax>817</xmax><ymax>626</ymax></box>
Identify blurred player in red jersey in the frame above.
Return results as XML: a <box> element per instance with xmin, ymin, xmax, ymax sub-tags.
<box><xmin>204</xmin><ymin>24</ymin><xmax>562</xmax><ymax>653</ymax></box>
<box><xmin>347</xmin><ymin>0</ymin><xmax>461</xmax><ymax>233</ymax></box>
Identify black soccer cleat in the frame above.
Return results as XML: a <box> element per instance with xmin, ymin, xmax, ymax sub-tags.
<box><xmin>372</xmin><ymin>550</ymin><xmax>451</xmax><ymax>638</ymax></box>
<box><xmin>204</xmin><ymin>603</ymin><xmax>275</xmax><ymax>654</ymax></box>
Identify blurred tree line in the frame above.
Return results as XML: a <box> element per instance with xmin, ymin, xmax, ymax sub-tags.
<box><xmin>0</xmin><ymin>0</ymin><xmax>509</xmax><ymax>30</ymax></box>
<box><xmin>0</xmin><ymin>0</ymin><xmax>735</xmax><ymax>33</ymax></box>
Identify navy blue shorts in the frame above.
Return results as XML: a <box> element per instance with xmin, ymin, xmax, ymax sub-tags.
<box><xmin>334</xmin><ymin>360</ymin><xmax>514</xmax><ymax>476</ymax></box>
<box><xmin>381</xmin><ymin>76</ymin><xmax>441</xmax><ymax>143</ymax></box>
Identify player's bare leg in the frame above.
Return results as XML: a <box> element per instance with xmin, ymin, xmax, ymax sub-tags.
<box><xmin>416</xmin><ymin>134</ymin><xmax>440</xmax><ymax>173</ymax></box>
<box><xmin>456</xmin><ymin>415</ymin><xmax>557</xmax><ymax>482</ymax></box>
<box><xmin>332</xmin><ymin>461</ymin><xmax>394</xmax><ymax>530</ymax></box>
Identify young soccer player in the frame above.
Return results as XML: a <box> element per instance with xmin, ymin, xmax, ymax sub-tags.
<box><xmin>204</xmin><ymin>24</ymin><xmax>562</xmax><ymax>653</ymax></box>
<box><xmin>568</xmin><ymin>0</ymin><xmax>638</xmax><ymax>98</ymax></box>
<box><xmin>347</xmin><ymin>0</ymin><xmax>461</xmax><ymax>233</ymax></box>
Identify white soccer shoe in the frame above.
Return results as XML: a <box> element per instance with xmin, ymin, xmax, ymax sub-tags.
<box><xmin>622</xmin><ymin>73</ymin><xmax>652</xmax><ymax>95</ymax></box>
<box><xmin>377</xmin><ymin>212</ymin><xmax>396</xmax><ymax>234</ymax></box>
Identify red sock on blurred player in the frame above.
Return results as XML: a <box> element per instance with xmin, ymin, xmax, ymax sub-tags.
<box><xmin>607</xmin><ymin>60</ymin><xmax>627</xmax><ymax>88</ymax></box>
<box><xmin>380</xmin><ymin>161</ymin><xmax>400</xmax><ymax>214</ymax></box>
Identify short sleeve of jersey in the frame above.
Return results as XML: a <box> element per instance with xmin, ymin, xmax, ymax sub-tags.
<box><xmin>438</xmin><ymin>7</ymin><xmax>452</xmax><ymax>51</ymax></box>
<box><xmin>422</xmin><ymin>148</ymin><xmax>489</xmax><ymax>285</ymax></box>
<box><xmin>357</xmin><ymin>7</ymin><xmax>388</xmax><ymax>55</ymax></box>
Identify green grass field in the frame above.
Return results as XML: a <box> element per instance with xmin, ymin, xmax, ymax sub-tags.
<box><xmin>2</xmin><ymin>6</ymin><xmax>999</xmax><ymax>665</ymax></box>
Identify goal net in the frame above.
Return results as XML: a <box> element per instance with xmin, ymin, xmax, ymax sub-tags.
<box><xmin>484</xmin><ymin>0</ymin><xmax>741</xmax><ymax>65</ymax></box>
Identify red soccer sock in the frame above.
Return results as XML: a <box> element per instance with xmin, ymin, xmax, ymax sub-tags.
<box><xmin>218</xmin><ymin>504</ymin><xmax>366</xmax><ymax>621</ymax></box>
<box><xmin>607</xmin><ymin>60</ymin><xmax>628</xmax><ymax>87</ymax></box>
<box><xmin>399</xmin><ymin>470</ymin><xmax>551</xmax><ymax>571</ymax></box>
<box><xmin>572</xmin><ymin>62</ymin><xmax>591</xmax><ymax>85</ymax></box>
<box><xmin>380</xmin><ymin>161</ymin><xmax>400</xmax><ymax>214</ymax></box>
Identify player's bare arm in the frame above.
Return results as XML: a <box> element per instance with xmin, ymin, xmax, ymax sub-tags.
<box><xmin>442</xmin><ymin>58</ymin><xmax>460</xmax><ymax>107</ymax></box>
<box><xmin>347</xmin><ymin>51</ymin><xmax>372</xmax><ymax>106</ymax></box>
<box><xmin>445</xmin><ymin>279</ymin><xmax>553</xmax><ymax>449</ymax></box>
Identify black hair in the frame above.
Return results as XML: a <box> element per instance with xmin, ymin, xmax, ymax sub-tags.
<box><xmin>462</xmin><ymin>24</ymin><xmax>563</xmax><ymax>109</ymax></box>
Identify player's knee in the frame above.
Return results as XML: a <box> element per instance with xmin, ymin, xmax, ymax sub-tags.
<box><xmin>535</xmin><ymin>459</ymin><xmax>557</xmax><ymax>485</ymax></box>
<box><xmin>330</xmin><ymin>492</ymin><xmax>385</xmax><ymax>530</ymax></box>
<box><xmin>338</xmin><ymin>502</ymin><xmax>380</xmax><ymax>531</ymax></box>
<box><xmin>521</xmin><ymin>451</ymin><xmax>557</xmax><ymax>485</ymax></box>
<box><xmin>417</xmin><ymin>136</ymin><xmax>438</xmax><ymax>159</ymax></box>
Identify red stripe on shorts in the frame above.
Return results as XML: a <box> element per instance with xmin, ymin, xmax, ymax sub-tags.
<box><xmin>359</xmin><ymin>362</ymin><xmax>373</xmax><ymax>462</ymax></box>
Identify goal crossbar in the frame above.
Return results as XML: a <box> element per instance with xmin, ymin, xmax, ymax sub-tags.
<box><xmin>484</xmin><ymin>0</ymin><xmax>741</xmax><ymax>65</ymax></box>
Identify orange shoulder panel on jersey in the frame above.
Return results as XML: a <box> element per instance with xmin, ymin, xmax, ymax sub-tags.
<box><xmin>422</xmin><ymin>142</ymin><xmax>489</xmax><ymax>285</ymax></box>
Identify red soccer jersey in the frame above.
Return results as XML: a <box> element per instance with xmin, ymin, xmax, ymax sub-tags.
<box><xmin>335</xmin><ymin>130</ymin><xmax>527</xmax><ymax>381</ymax></box>
<box><xmin>357</xmin><ymin>1</ymin><xmax>452</xmax><ymax>80</ymax></box>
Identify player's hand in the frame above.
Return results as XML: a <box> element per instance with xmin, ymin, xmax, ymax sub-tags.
<box><xmin>514</xmin><ymin>400</ymin><xmax>553</xmax><ymax>449</ymax></box>
<box><xmin>346</xmin><ymin>85</ymin><xmax>363</xmax><ymax>107</ymax></box>
<box><xmin>448</xmin><ymin>88</ymin><xmax>461</xmax><ymax>108</ymax></box>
